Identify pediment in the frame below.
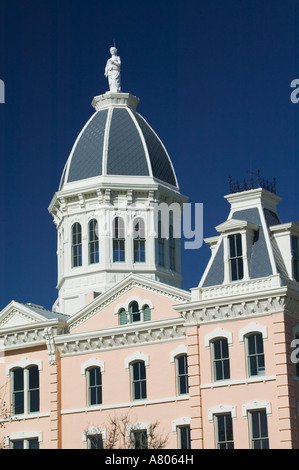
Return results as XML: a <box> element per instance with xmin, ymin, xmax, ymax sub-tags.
<box><xmin>215</xmin><ymin>218</ymin><xmax>259</xmax><ymax>233</ymax></box>
<box><xmin>67</xmin><ymin>273</ymin><xmax>191</xmax><ymax>333</ymax></box>
<box><xmin>0</xmin><ymin>302</ymin><xmax>49</xmax><ymax>330</ymax></box>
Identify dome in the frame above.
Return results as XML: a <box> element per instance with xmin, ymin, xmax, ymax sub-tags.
<box><xmin>59</xmin><ymin>92</ymin><xmax>178</xmax><ymax>190</ymax></box>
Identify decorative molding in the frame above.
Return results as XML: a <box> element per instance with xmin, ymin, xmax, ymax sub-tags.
<box><xmin>6</xmin><ymin>357</ymin><xmax>42</xmax><ymax>376</ymax></box>
<box><xmin>242</xmin><ymin>400</ymin><xmax>271</xmax><ymax>417</ymax></box>
<box><xmin>171</xmin><ymin>417</ymin><xmax>191</xmax><ymax>433</ymax></box>
<box><xmin>169</xmin><ymin>344</ymin><xmax>187</xmax><ymax>363</ymax></box>
<box><xmin>180</xmin><ymin>294</ymin><xmax>287</xmax><ymax>326</ymax></box>
<box><xmin>126</xmin><ymin>422</ymin><xmax>151</xmax><ymax>438</ymax></box>
<box><xmin>124</xmin><ymin>351</ymin><xmax>149</xmax><ymax>369</ymax></box>
<box><xmin>204</xmin><ymin>327</ymin><xmax>233</xmax><ymax>348</ymax></box>
<box><xmin>82</xmin><ymin>427</ymin><xmax>106</xmax><ymax>443</ymax></box>
<box><xmin>208</xmin><ymin>404</ymin><xmax>237</xmax><ymax>422</ymax></box>
<box><xmin>238</xmin><ymin>322</ymin><xmax>267</xmax><ymax>343</ymax></box>
<box><xmin>81</xmin><ymin>358</ymin><xmax>105</xmax><ymax>375</ymax></box>
<box><xmin>56</xmin><ymin>318</ymin><xmax>185</xmax><ymax>358</ymax></box>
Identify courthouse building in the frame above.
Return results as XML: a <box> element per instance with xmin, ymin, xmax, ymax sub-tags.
<box><xmin>1</xmin><ymin>58</ymin><xmax>299</xmax><ymax>449</ymax></box>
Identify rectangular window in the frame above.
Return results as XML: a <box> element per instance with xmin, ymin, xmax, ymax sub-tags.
<box><xmin>134</xmin><ymin>239</ymin><xmax>146</xmax><ymax>262</ymax></box>
<box><xmin>176</xmin><ymin>355</ymin><xmax>189</xmax><ymax>395</ymax></box>
<box><xmin>132</xmin><ymin>361</ymin><xmax>147</xmax><ymax>401</ymax></box>
<box><xmin>88</xmin><ymin>435</ymin><xmax>104</xmax><ymax>449</ymax></box>
<box><xmin>249</xmin><ymin>410</ymin><xmax>269</xmax><ymax>449</ymax></box>
<box><xmin>292</xmin><ymin>236</ymin><xmax>299</xmax><ymax>282</ymax></box>
<box><xmin>228</xmin><ymin>233</ymin><xmax>243</xmax><ymax>281</ymax></box>
<box><xmin>247</xmin><ymin>333</ymin><xmax>265</xmax><ymax>377</ymax></box>
<box><xmin>11</xmin><ymin>438</ymin><xmax>39</xmax><ymax>449</ymax></box>
<box><xmin>212</xmin><ymin>339</ymin><xmax>230</xmax><ymax>381</ymax></box>
<box><xmin>88</xmin><ymin>368</ymin><xmax>102</xmax><ymax>406</ymax></box>
<box><xmin>178</xmin><ymin>426</ymin><xmax>191</xmax><ymax>449</ymax></box>
<box><xmin>215</xmin><ymin>414</ymin><xmax>234</xmax><ymax>449</ymax></box>
<box><xmin>132</xmin><ymin>430</ymin><xmax>148</xmax><ymax>449</ymax></box>
<box><xmin>12</xmin><ymin>368</ymin><xmax>24</xmax><ymax>415</ymax></box>
<box><xmin>28</xmin><ymin>366</ymin><xmax>39</xmax><ymax>413</ymax></box>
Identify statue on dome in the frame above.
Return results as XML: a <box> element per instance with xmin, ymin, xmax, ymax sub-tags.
<box><xmin>105</xmin><ymin>47</ymin><xmax>121</xmax><ymax>93</ymax></box>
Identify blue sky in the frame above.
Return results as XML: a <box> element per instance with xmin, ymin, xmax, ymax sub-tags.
<box><xmin>0</xmin><ymin>0</ymin><xmax>298</xmax><ymax>311</ymax></box>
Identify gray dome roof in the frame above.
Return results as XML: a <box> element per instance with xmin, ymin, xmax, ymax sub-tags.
<box><xmin>59</xmin><ymin>104</ymin><xmax>178</xmax><ymax>190</ymax></box>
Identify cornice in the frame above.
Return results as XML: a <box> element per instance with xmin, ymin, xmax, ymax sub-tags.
<box><xmin>174</xmin><ymin>286</ymin><xmax>299</xmax><ymax>325</ymax></box>
<box><xmin>55</xmin><ymin>317</ymin><xmax>186</xmax><ymax>357</ymax></box>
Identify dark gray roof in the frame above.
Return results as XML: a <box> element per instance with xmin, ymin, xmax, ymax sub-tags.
<box><xmin>20</xmin><ymin>303</ymin><xmax>69</xmax><ymax>321</ymax></box>
<box><xmin>60</xmin><ymin>107</ymin><xmax>177</xmax><ymax>189</ymax></box>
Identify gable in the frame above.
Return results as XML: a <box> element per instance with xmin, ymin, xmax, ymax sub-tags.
<box><xmin>68</xmin><ymin>278</ymin><xmax>190</xmax><ymax>334</ymax></box>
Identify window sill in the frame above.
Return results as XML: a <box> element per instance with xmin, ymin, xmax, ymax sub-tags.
<box><xmin>200</xmin><ymin>375</ymin><xmax>276</xmax><ymax>389</ymax></box>
<box><xmin>1</xmin><ymin>411</ymin><xmax>50</xmax><ymax>422</ymax></box>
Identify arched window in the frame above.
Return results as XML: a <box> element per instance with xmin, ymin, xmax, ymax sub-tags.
<box><xmin>113</xmin><ymin>217</ymin><xmax>125</xmax><ymax>262</ymax></box>
<box><xmin>131</xmin><ymin>361</ymin><xmax>147</xmax><ymax>401</ymax></box>
<box><xmin>11</xmin><ymin>366</ymin><xmax>39</xmax><ymax>415</ymax></box>
<box><xmin>71</xmin><ymin>222</ymin><xmax>82</xmax><ymax>267</ymax></box>
<box><xmin>158</xmin><ymin>220</ymin><xmax>164</xmax><ymax>266</ymax></box>
<box><xmin>133</xmin><ymin>218</ymin><xmax>146</xmax><ymax>263</ymax></box>
<box><xmin>88</xmin><ymin>219</ymin><xmax>99</xmax><ymax>264</ymax></box>
<box><xmin>246</xmin><ymin>333</ymin><xmax>265</xmax><ymax>377</ymax></box>
<box><xmin>118</xmin><ymin>308</ymin><xmax>128</xmax><ymax>325</ymax></box>
<box><xmin>176</xmin><ymin>354</ymin><xmax>189</xmax><ymax>395</ymax></box>
<box><xmin>87</xmin><ymin>367</ymin><xmax>102</xmax><ymax>406</ymax></box>
<box><xmin>129</xmin><ymin>301</ymin><xmax>141</xmax><ymax>323</ymax></box>
<box><xmin>142</xmin><ymin>304</ymin><xmax>151</xmax><ymax>322</ymax></box>
<box><xmin>212</xmin><ymin>338</ymin><xmax>230</xmax><ymax>381</ymax></box>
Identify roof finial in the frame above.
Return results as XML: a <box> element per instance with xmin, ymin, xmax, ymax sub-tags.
<box><xmin>104</xmin><ymin>45</ymin><xmax>121</xmax><ymax>93</ymax></box>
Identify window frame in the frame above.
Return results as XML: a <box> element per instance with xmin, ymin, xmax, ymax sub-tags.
<box><xmin>131</xmin><ymin>360</ymin><xmax>147</xmax><ymax>401</ymax></box>
<box><xmin>71</xmin><ymin>222</ymin><xmax>82</xmax><ymax>268</ymax></box>
<box><xmin>176</xmin><ymin>354</ymin><xmax>189</xmax><ymax>396</ymax></box>
<box><xmin>212</xmin><ymin>337</ymin><xmax>230</xmax><ymax>382</ymax></box>
<box><xmin>246</xmin><ymin>332</ymin><xmax>265</xmax><ymax>377</ymax></box>
<box><xmin>228</xmin><ymin>233</ymin><xmax>244</xmax><ymax>281</ymax></box>
<box><xmin>11</xmin><ymin>365</ymin><xmax>40</xmax><ymax>416</ymax></box>
<box><xmin>112</xmin><ymin>217</ymin><xmax>125</xmax><ymax>262</ymax></box>
<box><xmin>249</xmin><ymin>409</ymin><xmax>269</xmax><ymax>449</ymax></box>
<box><xmin>177</xmin><ymin>425</ymin><xmax>191</xmax><ymax>449</ymax></box>
<box><xmin>87</xmin><ymin>366</ymin><xmax>102</xmax><ymax>407</ymax></box>
<box><xmin>214</xmin><ymin>413</ymin><xmax>234</xmax><ymax>449</ymax></box>
<box><xmin>133</xmin><ymin>217</ymin><xmax>146</xmax><ymax>263</ymax></box>
<box><xmin>88</xmin><ymin>219</ymin><xmax>99</xmax><ymax>265</ymax></box>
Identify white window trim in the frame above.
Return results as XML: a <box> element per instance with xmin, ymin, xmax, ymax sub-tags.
<box><xmin>114</xmin><ymin>297</ymin><xmax>153</xmax><ymax>314</ymax></box>
<box><xmin>82</xmin><ymin>427</ymin><xmax>106</xmax><ymax>443</ymax></box>
<box><xmin>204</xmin><ymin>328</ymin><xmax>233</xmax><ymax>348</ymax></box>
<box><xmin>169</xmin><ymin>344</ymin><xmax>187</xmax><ymax>364</ymax></box>
<box><xmin>124</xmin><ymin>351</ymin><xmax>149</xmax><ymax>370</ymax></box>
<box><xmin>126</xmin><ymin>422</ymin><xmax>151</xmax><ymax>438</ymax></box>
<box><xmin>239</xmin><ymin>322</ymin><xmax>267</xmax><ymax>343</ymax></box>
<box><xmin>6</xmin><ymin>431</ymin><xmax>43</xmax><ymax>448</ymax></box>
<box><xmin>171</xmin><ymin>417</ymin><xmax>191</xmax><ymax>433</ymax></box>
<box><xmin>6</xmin><ymin>358</ymin><xmax>42</xmax><ymax>376</ymax></box>
<box><xmin>208</xmin><ymin>404</ymin><xmax>236</xmax><ymax>422</ymax></box>
<box><xmin>215</xmin><ymin>219</ymin><xmax>259</xmax><ymax>284</ymax></box>
<box><xmin>81</xmin><ymin>358</ymin><xmax>105</xmax><ymax>375</ymax></box>
<box><xmin>242</xmin><ymin>400</ymin><xmax>271</xmax><ymax>418</ymax></box>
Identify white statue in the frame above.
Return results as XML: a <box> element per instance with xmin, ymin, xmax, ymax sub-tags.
<box><xmin>105</xmin><ymin>47</ymin><xmax>121</xmax><ymax>92</ymax></box>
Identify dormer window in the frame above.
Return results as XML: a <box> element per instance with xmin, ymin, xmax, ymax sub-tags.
<box><xmin>215</xmin><ymin>218</ymin><xmax>259</xmax><ymax>284</ymax></box>
<box><xmin>228</xmin><ymin>233</ymin><xmax>243</xmax><ymax>281</ymax></box>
